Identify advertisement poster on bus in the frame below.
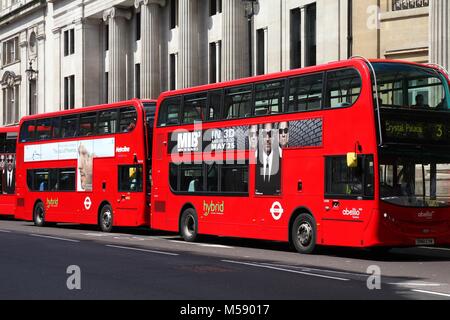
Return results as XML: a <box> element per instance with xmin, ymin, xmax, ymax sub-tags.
<box><xmin>170</xmin><ymin>118</ymin><xmax>323</xmax><ymax>196</ymax></box>
<box><xmin>0</xmin><ymin>153</ymin><xmax>15</xmax><ymax>195</ymax></box>
<box><xmin>77</xmin><ymin>141</ymin><xmax>94</xmax><ymax>192</ymax></box>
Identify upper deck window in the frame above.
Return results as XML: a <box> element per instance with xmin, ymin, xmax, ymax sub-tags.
<box><xmin>373</xmin><ymin>63</ymin><xmax>449</xmax><ymax>112</ymax></box>
<box><xmin>326</xmin><ymin>69</ymin><xmax>362</xmax><ymax>109</ymax></box>
<box><xmin>19</xmin><ymin>106</ymin><xmax>138</xmax><ymax>143</ymax></box>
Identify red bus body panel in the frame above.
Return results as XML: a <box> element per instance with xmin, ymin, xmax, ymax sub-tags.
<box><xmin>151</xmin><ymin>58</ymin><xmax>450</xmax><ymax>248</ymax></box>
<box><xmin>15</xmin><ymin>100</ymin><xmax>152</xmax><ymax>228</ymax></box>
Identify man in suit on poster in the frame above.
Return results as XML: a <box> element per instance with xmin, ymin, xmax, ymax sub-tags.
<box><xmin>5</xmin><ymin>155</ymin><xmax>15</xmax><ymax>195</ymax></box>
<box><xmin>255</xmin><ymin>123</ymin><xmax>282</xmax><ymax>196</ymax></box>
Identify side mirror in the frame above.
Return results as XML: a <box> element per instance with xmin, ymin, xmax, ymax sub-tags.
<box><xmin>347</xmin><ymin>152</ymin><xmax>358</xmax><ymax>168</ymax></box>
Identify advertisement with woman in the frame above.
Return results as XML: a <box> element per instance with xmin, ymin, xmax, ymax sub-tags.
<box><xmin>77</xmin><ymin>142</ymin><xmax>94</xmax><ymax>192</ymax></box>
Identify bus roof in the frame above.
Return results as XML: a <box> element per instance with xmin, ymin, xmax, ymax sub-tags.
<box><xmin>0</xmin><ymin>126</ymin><xmax>19</xmax><ymax>134</ymax></box>
<box><xmin>18</xmin><ymin>99</ymin><xmax>157</xmax><ymax>124</ymax></box>
<box><xmin>156</xmin><ymin>58</ymin><xmax>443</xmax><ymax>102</ymax></box>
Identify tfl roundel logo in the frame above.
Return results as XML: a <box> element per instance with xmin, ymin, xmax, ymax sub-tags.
<box><xmin>270</xmin><ymin>202</ymin><xmax>284</xmax><ymax>221</ymax></box>
<box><xmin>84</xmin><ymin>197</ymin><xmax>92</xmax><ymax>210</ymax></box>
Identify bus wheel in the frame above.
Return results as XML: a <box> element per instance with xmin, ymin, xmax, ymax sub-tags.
<box><xmin>180</xmin><ymin>208</ymin><xmax>198</xmax><ymax>242</ymax></box>
<box><xmin>99</xmin><ymin>204</ymin><xmax>114</xmax><ymax>233</ymax></box>
<box><xmin>33</xmin><ymin>202</ymin><xmax>46</xmax><ymax>227</ymax></box>
<box><xmin>291</xmin><ymin>214</ymin><xmax>316</xmax><ymax>254</ymax></box>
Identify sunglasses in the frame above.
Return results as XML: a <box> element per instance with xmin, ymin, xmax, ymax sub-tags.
<box><xmin>262</xmin><ymin>131</ymin><xmax>273</xmax><ymax>138</ymax></box>
<box><xmin>279</xmin><ymin>128</ymin><xmax>289</xmax><ymax>134</ymax></box>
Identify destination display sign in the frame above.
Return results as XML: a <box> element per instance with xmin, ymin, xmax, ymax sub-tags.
<box><xmin>382</xmin><ymin>117</ymin><xmax>450</xmax><ymax>146</ymax></box>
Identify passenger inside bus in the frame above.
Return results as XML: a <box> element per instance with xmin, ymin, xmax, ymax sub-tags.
<box><xmin>188</xmin><ymin>179</ymin><xmax>202</xmax><ymax>192</ymax></box>
<box><xmin>411</xmin><ymin>94</ymin><xmax>430</xmax><ymax>109</ymax></box>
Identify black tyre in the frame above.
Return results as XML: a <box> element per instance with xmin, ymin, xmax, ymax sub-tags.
<box><xmin>33</xmin><ymin>202</ymin><xmax>46</xmax><ymax>227</ymax></box>
<box><xmin>99</xmin><ymin>204</ymin><xmax>114</xmax><ymax>233</ymax></box>
<box><xmin>291</xmin><ymin>213</ymin><xmax>317</xmax><ymax>254</ymax></box>
<box><xmin>180</xmin><ymin>208</ymin><xmax>198</xmax><ymax>242</ymax></box>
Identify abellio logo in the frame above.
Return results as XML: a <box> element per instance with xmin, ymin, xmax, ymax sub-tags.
<box><xmin>116</xmin><ymin>146</ymin><xmax>130</xmax><ymax>153</ymax></box>
<box><xmin>342</xmin><ymin>208</ymin><xmax>362</xmax><ymax>219</ymax></box>
<box><xmin>417</xmin><ymin>211</ymin><xmax>434</xmax><ymax>219</ymax></box>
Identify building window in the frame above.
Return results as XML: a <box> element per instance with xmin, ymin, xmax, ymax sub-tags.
<box><xmin>290</xmin><ymin>8</ymin><xmax>301</xmax><ymax>69</ymax></box>
<box><xmin>64</xmin><ymin>29</ymin><xmax>75</xmax><ymax>56</ymax></box>
<box><xmin>209</xmin><ymin>0</ymin><xmax>222</xmax><ymax>16</ymax></box>
<box><xmin>136</xmin><ymin>11</ymin><xmax>141</xmax><ymax>41</ymax></box>
<box><xmin>64</xmin><ymin>75</ymin><xmax>75</xmax><ymax>110</ymax></box>
<box><xmin>305</xmin><ymin>3</ymin><xmax>317</xmax><ymax>67</ymax></box>
<box><xmin>2</xmin><ymin>37</ymin><xmax>19</xmax><ymax>66</ymax></box>
<box><xmin>135</xmin><ymin>64</ymin><xmax>141</xmax><ymax>98</ymax></box>
<box><xmin>392</xmin><ymin>0</ymin><xmax>429</xmax><ymax>11</ymax></box>
<box><xmin>104</xmin><ymin>72</ymin><xmax>109</xmax><ymax>103</ymax></box>
<box><xmin>170</xmin><ymin>0</ymin><xmax>179</xmax><ymax>29</ymax></box>
<box><xmin>209</xmin><ymin>41</ymin><xmax>221</xmax><ymax>84</ymax></box>
<box><xmin>2</xmin><ymin>84</ymin><xmax>19</xmax><ymax>125</ymax></box>
<box><xmin>169</xmin><ymin>53</ymin><xmax>177</xmax><ymax>90</ymax></box>
<box><xmin>29</xmin><ymin>79</ymin><xmax>37</xmax><ymax>116</ymax></box>
<box><xmin>256</xmin><ymin>28</ymin><xmax>266</xmax><ymax>76</ymax></box>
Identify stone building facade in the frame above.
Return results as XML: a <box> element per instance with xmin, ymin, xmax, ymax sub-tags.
<box><xmin>0</xmin><ymin>0</ymin><xmax>448</xmax><ymax>126</ymax></box>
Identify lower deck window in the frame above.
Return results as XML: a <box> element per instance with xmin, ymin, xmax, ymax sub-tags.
<box><xmin>325</xmin><ymin>155</ymin><xmax>374</xmax><ymax>199</ymax></box>
<box><xmin>170</xmin><ymin>162</ymin><xmax>249</xmax><ymax>195</ymax></box>
<box><xmin>27</xmin><ymin>168</ymin><xmax>76</xmax><ymax>192</ymax></box>
<box><xmin>118</xmin><ymin>165</ymin><xmax>143</xmax><ymax>192</ymax></box>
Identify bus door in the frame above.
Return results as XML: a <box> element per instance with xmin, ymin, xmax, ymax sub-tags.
<box><xmin>116</xmin><ymin>164</ymin><xmax>144</xmax><ymax>225</ymax></box>
<box><xmin>322</xmin><ymin>155</ymin><xmax>375</xmax><ymax>246</ymax></box>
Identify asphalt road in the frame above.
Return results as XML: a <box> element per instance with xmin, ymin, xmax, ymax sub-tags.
<box><xmin>1</xmin><ymin>217</ymin><xmax>449</xmax><ymax>300</ymax></box>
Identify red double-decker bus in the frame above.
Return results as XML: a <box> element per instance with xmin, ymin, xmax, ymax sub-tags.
<box><xmin>151</xmin><ymin>58</ymin><xmax>450</xmax><ymax>253</ymax></box>
<box><xmin>0</xmin><ymin>126</ymin><xmax>18</xmax><ymax>216</ymax></box>
<box><xmin>15</xmin><ymin>99</ymin><xmax>156</xmax><ymax>231</ymax></box>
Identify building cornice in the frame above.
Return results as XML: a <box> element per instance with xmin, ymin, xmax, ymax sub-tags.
<box><xmin>134</xmin><ymin>0</ymin><xmax>166</xmax><ymax>9</ymax></box>
<box><xmin>0</xmin><ymin>0</ymin><xmax>46</xmax><ymax>25</ymax></box>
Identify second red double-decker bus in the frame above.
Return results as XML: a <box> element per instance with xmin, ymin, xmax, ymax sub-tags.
<box><xmin>0</xmin><ymin>126</ymin><xmax>18</xmax><ymax>216</ymax></box>
<box><xmin>15</xmin><ymin>99</ymin><xmax>156</xmax><ymax>231</ymax></box>
<box><xmin>151</xmin><ymin>58</ymin><xmax>450</xmax><ymax>253</ymax></box>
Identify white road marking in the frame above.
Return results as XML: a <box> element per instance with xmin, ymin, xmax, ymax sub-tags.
<box><xmin>389</xmin><ymin>282</ymin><xmax>443</xmax><ymax>287</ymax></box>
<box><xmin>168</xmin><ymin>240</ymin><xmax>233</xmax><ymax>249</ymax></box>
<box><xmin>412</xmin><ymin>289</ymin><xmax>450</xmax><ymax>298</ymax></box>
<box><xmin>260</xmin><ymin>262</ymin><xmax>366</xmax><ymax>278</ymax></box>
<box><xmin>30</xmin><ymin>234</ymin><xmax>80</xmax><ymax>243</ymax></box>
<box><xmin>223</xmin><ymin>260</ymin><xmax>350</xmax><ymax>282</ymax></box>
<box><xmin>0</xmin><ymin>229</ymin><xmax>12</xmax><ymax>233</ymax></box>
<box><xmin>419</xmin><ymin>247</ymin><xmax>450</xmax><ymax>252</ymax></box>
<box><xmin>106</xmin><ymin>245</ymin><xmax>179</xmax><ymax>256</ymax></box>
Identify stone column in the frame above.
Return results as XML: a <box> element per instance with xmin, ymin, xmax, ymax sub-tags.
<box><xmin>178</xmin><ymin>0</ymin><xmax>199</xmax><ymax>88</ymax></box>
<box><xmin>430</xmin><ymin>0</ymin><xmax>450</xmax><ymax>70</ymax></box>
<box><xmin>52</xmin><ymin>28</ymin><xmax>62</xmax><ymax>110</ymax></box>
<box><xmin>103</xmin><ymin>7</ymin><xmax>132</xmax><ymax>103</ymax></box>
<box><xmin>222</xmin><ymin>0</ymin><xmax>248</xmax><ymax>81</ymax></box>
<box><xmin>36</xmin><ymin>24</ymin><xmax>46</xmax><ymax>113</ymax></box>
<box><xmin>135</xmin><ymin>0</ymin><xmax>165</xmax><ymax>99</ymax></box>
<box><xmin>19</xmin><ymin>31</ymin><xmax>28</xmax><ymax>118</ymax></box>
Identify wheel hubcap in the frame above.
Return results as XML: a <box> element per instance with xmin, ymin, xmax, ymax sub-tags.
<box><xmin>103</xmin><ymin>210</ymin><xmax>112</xmax><ymax>229</ymax></box>
<box><xmin>185</xmin><ymin>215</ymin><xmax>195</xmax><ymax>237</ymax></box>
<box><xmin>36</xmin><ymin>207</ymin><xmax>44</xmax><ymax>223</ymax></box>
<box><xmin>297</xmin><ymin>222</ymin><xmax>312</xmax><ymax>247</ymax></box>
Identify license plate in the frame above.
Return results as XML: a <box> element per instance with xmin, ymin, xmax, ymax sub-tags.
<box><xmin>416</xmin><ymin>239</ymin><xmax>435</xmax><ymax>246</ymax></box>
